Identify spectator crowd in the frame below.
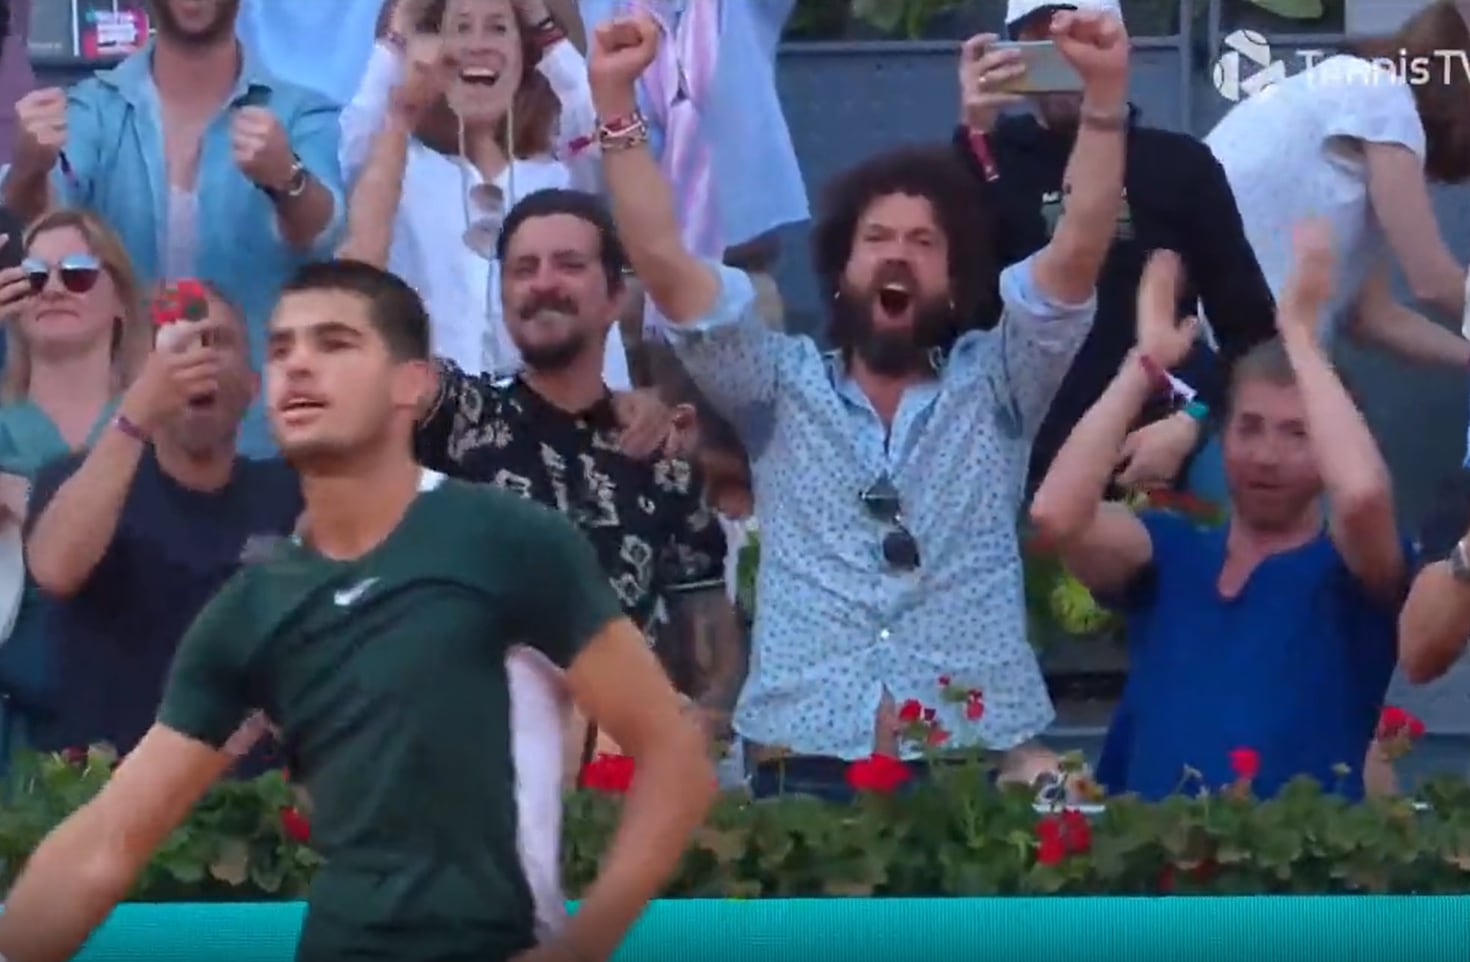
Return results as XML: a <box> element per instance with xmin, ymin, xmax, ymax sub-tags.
<box><xmin>4</xmin><ymin>0</ymin><xmax>1470</xmax><ymax>815</ymax></box>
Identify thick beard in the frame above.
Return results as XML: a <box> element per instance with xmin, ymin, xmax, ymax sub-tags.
<box><xmin>153</xmin><ymin>0</ymin><xmax>240</xmax><ymax>48</ymax></box>
<box><xmin>518</xmin><ymin>333</ymin><xmax>590</xmax><ymax>374</ymax></box>
<box><xmin>828</xmin><ymin>286</ymin><xmax>957</xmax><ymax>377</ymax></box>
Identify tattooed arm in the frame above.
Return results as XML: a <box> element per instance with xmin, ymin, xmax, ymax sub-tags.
<box><xmin>663</xmin><ymin>584</ymin><xmax>747</xmax><ymax>737</ymax></box>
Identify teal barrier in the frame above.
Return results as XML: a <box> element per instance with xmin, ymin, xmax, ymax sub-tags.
<box><xmin>32</xmin><ymin>897</ymin><xmax>1470</xmax><ymax>961</ymax></box>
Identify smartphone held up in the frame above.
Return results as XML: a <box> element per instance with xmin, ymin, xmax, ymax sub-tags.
<box><xmin>986</xmin><ymin>40</ymin><xmax>1084</xmax><ymax>94</ymax></box>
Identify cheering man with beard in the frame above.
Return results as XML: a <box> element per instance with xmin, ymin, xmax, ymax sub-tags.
<box><xmin>589</xmin><ymin>10</ymin><xmax>1129</xmax><ymax>800</ymax></box>
<box><xmin>414</xmin><ymin>188</ymin><xmax>745</xmax><ymax>755</ymax></box>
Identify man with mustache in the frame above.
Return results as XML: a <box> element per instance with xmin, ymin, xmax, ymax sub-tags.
<box><xmin>414</xmin><ymin>188</ymin><xmax>744</xmax><ymax>758</ymax></box>
<box><xmin>590</xmin><ymin>9</ymin><xmax>1128</xmax><ymax>799</ymax></box>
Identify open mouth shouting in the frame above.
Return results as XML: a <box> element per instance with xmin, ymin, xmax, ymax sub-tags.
<box><xmin>877</xmin><ymin>282</ymin><xmax>913</xmax><ymax>318</ymax></box>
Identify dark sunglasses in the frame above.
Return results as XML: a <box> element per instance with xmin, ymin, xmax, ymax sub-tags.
<box><xmin>22</xmin><ymin>254</ymin><xmax>102</xmax><ymax>295</ymax></box>
<box><xmin>860</xmin><ymin>474</ymin><xmax>920</xmax><ymax>571</ymax></box>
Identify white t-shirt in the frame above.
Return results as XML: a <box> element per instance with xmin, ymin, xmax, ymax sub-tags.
<box><xmin>1206</xmin><ymin>55</ymin><xmax>1426</xmax><ymax>341</ymax></box>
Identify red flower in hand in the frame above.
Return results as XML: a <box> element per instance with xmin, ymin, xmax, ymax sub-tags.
<box><xmin>896</xmin><ymin>698</ymin><xmax>923</xmax><ymax>723</ymax></box>
<box><xmin>1228</xmin><ymin>747</ymin><xmax>1260</xmax><ymax>781</ymax></box>
<box><xmin>579</xmin><ymin>752</ymin><xmax>636</xmax><ymax>794</ymax></box>
<box><xmin>1377</xmin><ymin>705</ymin><xmax>1426</xmax><ymax>740</ymax></box>
<box><xmin>845</xmin><ymin>753</ymin><xmax>911</xmax><ymax>794</ymax></box>
<box><xmin>280</xmin><ymin>806</ymin><xmax>311</xmax><ymax>844</ymax></box>
<box><xmin>1035</xmin><ymin>809</ymin><xmax>1091</xmax><ymax>864</ymax></box>
<box><xmin>151</xmin><ymin>292</ymin><xmax>180</xmax><ymax>327</ymax></box>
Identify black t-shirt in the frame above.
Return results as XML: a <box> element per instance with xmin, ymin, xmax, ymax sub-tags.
<box><xmin>27</xmin><ymin>451</ymin><xmax>302</xmax><ymax>766</ymax></box>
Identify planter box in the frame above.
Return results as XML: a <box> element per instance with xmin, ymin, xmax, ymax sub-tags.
<box><xmin>54</xmin><ymin>896</ymin><xmax>1470</xmax><ymax>961</ymax></box>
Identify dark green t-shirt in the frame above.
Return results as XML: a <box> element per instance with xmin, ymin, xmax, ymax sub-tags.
<box><xmin>158</xmin><ymin>470</ymin><xmax>623</xmax><ymax>962</ymax></box>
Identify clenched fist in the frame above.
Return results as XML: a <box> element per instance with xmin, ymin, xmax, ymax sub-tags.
<box><xmin>391</xmin><ymin>35</ymin><xmax>456</xmax><ymax>125</ymax></box>
<box><xmin>230</xmin><ymin>106</ymin><xmax>295</xmax><ymax>192</ymax></box>
<box><xmin>14</xmin><ymin>88</ymin><xmax>68</xmax><ymax>176</ymax></box>
<box><xmin>587</xmin><ymin>12</ymin><xmax>659</xmax><ymax>115</ymax></box>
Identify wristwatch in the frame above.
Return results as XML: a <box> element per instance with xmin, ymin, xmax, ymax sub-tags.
<box><xmin>263</xmin><ymin>154</ymin><xmax>309</xmax><ymax>202</ymax></box>
<box><xmin>1450</xmin><ymin>538</ymin><xmax>1470</xmax><ymax>583</ymax></box>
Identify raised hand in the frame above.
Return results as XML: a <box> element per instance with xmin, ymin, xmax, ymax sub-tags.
<box><xmin>1134</xmin><ymin>250</ymin><xmax>1198</xmax><ymax>369</ymax></box>
<box><xmin>391</xmin><ymin>34</ymin><xmax>456</xmax><ymax>125</ymax></box>
<box><xmin>231</xmin><ymin>106</ymin><xmax>295</xmax><ymax>192</ymax></box>
<box><xmin>1050</xmin><ymin>9</ymin><xmax>1129</xmax><ymax>96</ymax></box>
<box><xmin>117</xmin><ymin>319</ymin><xmax>233</xmax><ymax>434</ymax></box>
<box><xmin>957</xmin><ymin>34</ymin><xmax>1025</xmax><ymax>133</ymax></box>
<box><xmin>13</xmin><ymin>88</ymin><xmax>68</xmax><ymax>176</ymax></box>
<box><xmin>587</xmin><ymin>12</ymin><xmax>660</xmax><ymax>113</ymax></box>
<box><xmin>1278</xmin><ymin>220</ymin><xmax>1335</xmax><ymax>335</ymax></box>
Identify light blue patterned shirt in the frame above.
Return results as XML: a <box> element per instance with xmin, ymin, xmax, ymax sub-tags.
<box><xmin>18</xmin><ymin>41</ymin><xmax>346</xmax><ymax>456</ymax></box>
<box><xmin>578</xmin><ymin>0</ymin><xmax>808</xmax><ymax>245</ymax></box>
<box><xmin>663</xmin><ymin>258</ymin><xmax>1095</xmax><ymax>760</ymax></box>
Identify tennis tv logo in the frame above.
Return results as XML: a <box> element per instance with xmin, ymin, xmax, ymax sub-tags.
<box><xmin>1211</xmin><ymin>30</ymin><xmax>1286</xmax><ymax>102</ymax></box>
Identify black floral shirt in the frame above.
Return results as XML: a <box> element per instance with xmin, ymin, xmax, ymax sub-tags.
<box><xmin>414</xmin><ymin>361</ymin><xmax>726</xmax><ymax>629</ymax></box>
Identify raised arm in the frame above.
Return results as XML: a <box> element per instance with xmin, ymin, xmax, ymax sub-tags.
<box><xmin>0</xmin><ymin>582</ymin><xmax>256</xmax><ymax>962</ymax></box>
<box><xmin>28</xmin><ymin>326</ymin><xmax>230</xmax><ymax>597</ymax></box>
<box><xmin>1277</xmin><ymin>223</ymin><xmax>1404</xmax><ymax>601</ymax></box>
<box><xmin>1028</xmin><ymin>11</ymin><xmax>1129</xmax><ymax>305</ymax></box>
<box><xmin>1029</xmin><ymin>251</ymin><xmax>1199</xmax><ymax>596</ymax></box>
<box><xmin>514</xmin><ymin>0</ymin><xmax>599</xmax><ymax>187</ymax></box>
<box><xmin>338</xmin><ymin>36</ymin><xmax>451</xmax><ymax>266</ymax></box>
<box><xmin>586</xmin><ymin>13</ymin><xmax>782</xmax><ymax>421</ymax></box>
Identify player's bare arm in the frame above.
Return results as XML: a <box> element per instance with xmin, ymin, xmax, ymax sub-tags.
<box><xmin>0</xmin><ymin>726</ymin><xmax>234</xmax><ymax>962</ymax></box>
<box><xmin>542</xmin><ymin>617</ymin><xmax>716</xmax><ymax>962</ymax></box>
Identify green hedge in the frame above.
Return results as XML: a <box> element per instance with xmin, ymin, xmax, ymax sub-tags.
<box><xmin>5</xmin><ymin>732</ymin><xmax>1470</xmax><ymax>901</ymax></box>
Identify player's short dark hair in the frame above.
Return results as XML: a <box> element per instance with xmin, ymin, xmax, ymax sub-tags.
<box><xmin>496</xmin><ymin>188</ymin><xmax>629</xmax><ymax>294</ymax></box>
<box><xmin>811</xmin><ymin>144</ymin><xmax>996</xmax><ymax>325</ymax></box>
<box><xmin>281</xmin><ymin>260</ymin><xmax>430</xmax><ymax>361</ymax></box>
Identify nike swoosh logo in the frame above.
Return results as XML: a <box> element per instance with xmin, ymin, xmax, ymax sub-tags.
<box><xmin>333</xmin><ymin>577</ymin><xmax>379</xmax><ymax>607</ymax></box>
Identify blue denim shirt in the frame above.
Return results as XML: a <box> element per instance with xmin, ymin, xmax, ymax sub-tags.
<box><xmin>24</xmin><ymin>41</ymin><xmax>346</xmax><ymax>455</ymax></box>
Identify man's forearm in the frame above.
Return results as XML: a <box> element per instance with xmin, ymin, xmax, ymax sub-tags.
<box><xmin>0</xmin><ymin>804</ymin><xmax>138</xmax><ymax>962</ymax></box>
<box><xmin>1401</xmin><ymin>562</ymin><xmax>1470</xmax><ymax>683</ymax></box>
<box><xmin>337</xmin><ymin>118</ymin><xmax>410</xmax><ymax>266</ymax></box>
<box><xmin>1279</xmin><ymin>326</ymin><xmax>1390</xmax><ymax>503</ymax></box>
<box><xmin>594</xmin><ymin>88</ymin><xmax>716</xmax><ymax>324</ymax></box>
<box><xmin>1034</xmin><ymin>90</ymin><xmax>1127</xmax><ymax>302</ymax></box>
<box><xmin>273</xmin><ymin>176</ymin><xmax>336</xmax><ymax>252</ymax></box>
<box><xmin>560</xmin><ymin>722</ymin><xmax>714</xmax><ymax>961</ymax></box>
<box><xmin>1031</xmin><ymin>357</ymin><xmax>1153</xmax><ymax>537</ymax></box>
<box><xmin>26</xmin><ymin>428</ymin><xmax>144</xmax><ymax>598</ymax></box>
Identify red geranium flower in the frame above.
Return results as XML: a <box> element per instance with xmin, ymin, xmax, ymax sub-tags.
<box><xmin>1228</xmin><ymin>747</ymin><xmax>1260</xmax><ymax>781</ymax></box>
<box><xmin>579</xmin><ymin>752</ymin><xmax>635</xmax><ymax>794</ymax></box>
<box><xmin>896</xmin><ymin>698</ymin><xmax>924</xmax><ymax>723</ymax></box>
<box><xmin>1035</xmin><ymin>809</ymin><xmax>1091</xmax><ymax>864</ymax></box>
<box><xmin>279</xmin><ymin>806</ymin><xmax>311</xmax><ymax>843</ymax></box>
<box><xmin>1377</xmin><ymin>705</ymin><xmax>1426</xmax><ymax>740</ymax></box>
<box><xmin>173</xmin><ymin>278</ymin><xmax>210</xmax><ymax>320</ymax></box>
<box><xmin>845</xmin><ymin>753</ymin><xmax>911</xmax><ymax>794</ymax></box>
<box><xmin>964</xmin><ymin>689</ymin><xmax>985</xmax><ymax>721</ymax></box>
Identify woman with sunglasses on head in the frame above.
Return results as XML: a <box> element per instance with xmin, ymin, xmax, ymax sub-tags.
<box><xmin>0</xmin><ymin>208</ymin><xmax>150</xmax><ymax>767</ymax></box>
<box><xmin>339</xmin><ymin>0</ymin><xmax>630</xmax><ymax>387</ymax></box>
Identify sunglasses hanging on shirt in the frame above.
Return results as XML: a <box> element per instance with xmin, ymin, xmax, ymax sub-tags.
<box><xmin>860</xmin><ymin>473</ymin><xmax>921</xmax><ymax>571</ymax></box>
<box><xmin>22</xmin><ymin>253</ymin><xmax>102</xmax><ymax>295</ymax></box>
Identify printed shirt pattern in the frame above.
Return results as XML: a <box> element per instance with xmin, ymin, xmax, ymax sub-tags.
<box><xmin>415</xmin><ymin>367</ymin><xmax>725</xmax><ymax>630</ymax></box>
<box><xmin>660</xmin><ymin>259</ymin><xmax>1095</xmax><ymax>759</ymax></box>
